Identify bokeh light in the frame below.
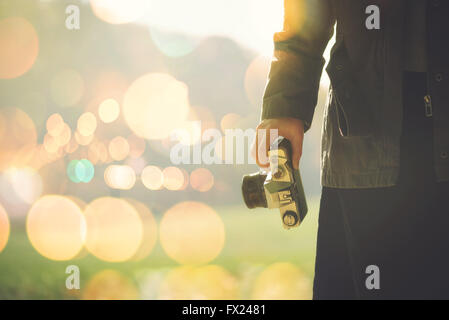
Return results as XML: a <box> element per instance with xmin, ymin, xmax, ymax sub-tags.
<box><xmin>0</xmin><ymin>17</ymin><xmax>39</xmax><ymax>79</ymax></box>
<box><xmin>162</xmin><ymin>167</ymin><xmax>185</xmax><ymax>191</ymax></box>
<box><xmin>2</xmin><ymin>167</ymin><xmax>43</xmax><ymax>204</ymax></box>
<box><xmin>87</xmin><ymin>140</ymin><xmax>108</xmax><ymax>165</ymax></box>
<box><xmin>43</xmin><ymin>133</ymin><xmax>59</xmax><ymax>154</ymax></box>
<box><xmin>75</xmin><ymin>131</ymin><xmax>94</xmax><ymax>146</ymax></box>
<box><xmin>179</xmin><ymin>168</ymin><xmax>189</xmax><ymax>191</ymax></box>
<box><xmin>0</xmin><ymin>108</ymin><xmax>37</xmax><ymax>171</ymax></box>
<box><xmin>123</xmin><ymin>73</ymin><xmax>190</xmax><ymax>140</ymax></box>
<box><xmin>141</xmin><ymin>165</ymin><xmax>163</xmax><ymax>190</ymax></box>
<box><xmin>158</xmin><ymin>265</ymin><xmax>239</xmax><ymax>299</ymax></box>
<box><xmin>104</xmin><ymin>165</ymin><xmax>136</xmax><ymax>190</ymax></box>
<box><xmin>251</xmin><ymin>262</ymin><xmax>312</xmax><ymax>300</ymax></box>
<box><xmin>126</xmin><ymin>199</ymin><xmax>158</xmax><ymax>261</ymax></box>
<box><xmin>66</xmin><ymin>196</ymin><xmax>87</xmax><ymax>211</ymax></box>
<box><xmin>90</xmin><ymin>0</ymin><xmax>147</xmax><ymax>25</ymax></box>
<box><xmin>0</xmin><ymin>202</ymin><xmax>10</xmax><ymax>253</ymax></box>
<box><xmin>65</xmin><ymin>137</ymin><xmax>79</xmax><ymax>154</ymax></box>
<box><xmin>220</xmin><ymin>113</ymin><xmax>241</xmax><ymax>132</ymax></box>
<box><xmin>26</xmin><ymin>195</ymin><xmax>86</xmax><ymax>261</ymax></box>
<box><xmin>98</xmin><ymin>98</ymin><xmax>120</xmax><ymax>123</ymax></box>
<box><xmin>50</xmin><ymin>69</ymin><xmax>85</xmax><ymax>108</ymax></box>
<box><xmin>83</xmin><ymin>270</ymin><xmax>139</xmax><ymax>300</ymax></box>
<box><xmin>46</xmin><ymin>113</ymin><xmax>65</xmax><ymax>137</ymax></box>
<box><xmin>108</xmin><ymin>136</ymin><xmax>130</xmax><ymax>161</ymax></box>
<box><xmin>190</xmin><ymin>168</ymin><xmax>214</xmax><ymax>192</ymax></box>
<box><xmin>84</xmin><ymin>197</ymin><xmax>143</xmax><ymax>262</ymax></box>
<box><xmin>77</xmin><ymin>112</ymin><xmax>97</xmax><ymax>137</ymax></box>
<box><xmin>55</xmin><ymin>123</ymin><xmax>72</xmax><ymax>147</ymax></box>
<box><xmin>149</xmin><ymin>26</ymin><xmax>199</xmax><ymax>58</ymax></box>
<box><xmin>160</xmin><ymin>202</ymin><xmax>225</xmax><ymax>264</ymax></box>
<box><xmin>67</xmin><ymin>159</ymin><xmax>95</xmax><ymax>183</ymax></box>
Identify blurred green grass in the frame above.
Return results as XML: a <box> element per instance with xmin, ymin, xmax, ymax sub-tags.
<box><xmin>0</xmin><ymin>198</ymin><xmax>319</xmax><ymax>299</ymax></box>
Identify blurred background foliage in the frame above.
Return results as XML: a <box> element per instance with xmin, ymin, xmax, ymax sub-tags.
<box><xmin>0</xmin><ymin>0</ymin><xmax>332</xmax><ymax>299</ymax></box>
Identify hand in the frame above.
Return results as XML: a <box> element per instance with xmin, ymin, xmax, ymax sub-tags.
<box><xmin>251</xmin><ymin>118</ymin><xmax>305</xmax><ymax>170</ymax></box>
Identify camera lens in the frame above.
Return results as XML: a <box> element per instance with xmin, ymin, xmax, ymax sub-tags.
<box><xmin>241</xmin><ymin>173</ymin><xmax>268</xmax><ymax>209</ymax></box>
<box><xmin>282</xmin><ymin>210</ymin><xmax>298</xmax><ymax>227</ymax></box>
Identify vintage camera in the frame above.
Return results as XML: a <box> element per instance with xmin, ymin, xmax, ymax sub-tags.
<box><xmin>242</xmin><ymin>137</ymin><xmax>308</xmax><ymax>229</ymax></box>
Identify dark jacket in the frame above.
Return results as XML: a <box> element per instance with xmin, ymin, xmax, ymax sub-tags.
<box><xmin>262</xmin><ymin>0</ymin><xmax>449</xmax><ymax>188</ymax></box>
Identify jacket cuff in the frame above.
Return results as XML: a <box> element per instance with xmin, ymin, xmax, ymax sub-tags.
<box><xmin>260</xmin><ymin>51</ymin><xmax>324</xmax><ymax>133</ymax></box>
<box><xmin>261</xmin><ymin>94</ymin><xmax>314</xmax><ymax>132</ymax></box>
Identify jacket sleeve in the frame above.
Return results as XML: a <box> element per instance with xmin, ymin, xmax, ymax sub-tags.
<box><xmin>262</xmin><ymin>0</ymin><xmax>335</xmax><ymax>132</ymax></box>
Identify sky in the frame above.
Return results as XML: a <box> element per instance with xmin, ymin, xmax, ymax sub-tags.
<box><xmin>140</xmin><ymin>0</ymin><xmax>285</xmax><ymax>56</ymax></box>
<box><xmin>79</xmin><ymin>0</ymin><xmax>284</xmax><ymax>56</ymax></box>
<box><xmin>82</xmin><ymin>0</ymin><xmax>333</xmax><ymax>83</ymax></box>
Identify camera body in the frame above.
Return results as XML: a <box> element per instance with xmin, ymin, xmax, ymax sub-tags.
<box><xmin>242</xmin><ymin>137</ymin><xmax>308</xmax><ymax>229</ymax></box>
